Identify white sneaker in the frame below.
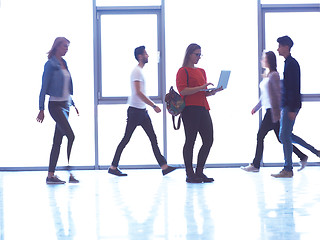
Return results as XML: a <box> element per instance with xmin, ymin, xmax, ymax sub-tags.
<box><xmin>241</xmin><ymin>164</ymin><xmax>259</xmax><ymax>172</ymax></box>
<box><xmin>298</xmin><ymin>156</ymin><xmax>308</xmax><ymax>172</ymax></box>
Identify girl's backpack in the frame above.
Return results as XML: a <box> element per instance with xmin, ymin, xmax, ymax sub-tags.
<box><xmin>165</xmin><ymin>68</ymin><xmax>189</xmax><ymax>130</ymax></box>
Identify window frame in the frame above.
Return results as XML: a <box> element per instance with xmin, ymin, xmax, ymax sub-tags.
<box><xmin>92</xmin><ymin>3</ymin><xmax>167</xmax><ymax>169</ymax></box>
<box><xmin>259</xmin><ymin>3</ymin><xmax>320</xmax><ymax>103</ymax></box>
<box><xmin>95</xmin><ymin>6</ymin><xmax>164</xmax><ymax>104</ymax></box>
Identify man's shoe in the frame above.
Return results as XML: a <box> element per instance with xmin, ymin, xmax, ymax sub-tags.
<box><xmin>298</xmin><ymin>156</ymin><xmax>308</xmax><ymax>172</ymax></box>
<box><xmin>271</xmin><ymin>169</ymin><xmax>293</xmax><ymax>178</ymax></box>
<box><xmin>46</xmin><ymin>175</ymin><xmax>66</xmax><ymax>184</ymax></box>
<box><xmin>241</xmin><ymin>164</ymin><xmax>259</xmax><ymax>172</ymax></box>
<box><xmin>108</xmin><ymin>167</ymin><xmax>127</xmax><ymax>176</ymax></box>
<box><xmin>162</xmin><ymin>166</ymin><xmax>177</xmax><ymax>176</ymax></box>
<box><xmin>196</xmin><ymin>172</ymin><xmax>214</xmax><ymax>183</ymax></box>
<box><xmin>69</xmin><ymin>174</ymin><xmax>79</xmax><ymax>183</ymax></box>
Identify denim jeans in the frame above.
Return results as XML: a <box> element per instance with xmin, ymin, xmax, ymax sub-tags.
<box><xmin>48</xmin><ymin>101</ymin><xmax>75</xmax><ymax>173</ymax></box>
<box><xmin>279</xmin><ymin>107</ymin><xmax>298</xmax><ymax>171</ymax></box>
<box><xmin>252</xmin><ymin>109</ymin><xmax>306</xmax><ymax>169</ymax></box>
<box><xmin>280</xmin><ymin>107</ymin><xmax>318</xmax><ymax>171</ymax></box>
<box><xmin>292</xmin><ymin>135</ymin><xmax>319</xmax><ymax>155</ymax></box>
<box><xmin>112</xmin><ymin>107</ymin><xmax>167</xmax><ymax>167</ymax></box>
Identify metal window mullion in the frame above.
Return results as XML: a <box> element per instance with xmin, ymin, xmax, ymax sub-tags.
<box><xmin>262</xmin><ymin>3</ymin><xmax>320</xmax><ymax>12</ymax></box>
<box><xmin>97</xmin><ymin>6</ymin><xmax>161</xmax><ymax>12</ymax></box>
<box><xmin>93</xmin><ymin>0</ymin><xmax>100</xmax><ymax>170</ymax></box>
<box><xmin>160</xmin><ymin>0</ymin><xmax>167</xmax><ymax>159</ymax></box>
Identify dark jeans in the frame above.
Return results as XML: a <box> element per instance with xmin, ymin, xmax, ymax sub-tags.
<box><xmin>181</xmin><ymin>106</ymin><xmax>213</xmax><ymax>176</ymax></box>
<box><xmin>252</xmin><ymin>109</ymin><xmax>306</xmax><ymax>169</ymax></box>
<box><xmin>112</xmin><ymin>107</ymin><xmax>167</xmax><ymax>167</ymax></box>
<box><xmin>48</xmin><ymin>101</ymin><xmax>75</xmax><ymax>173</ymax></box>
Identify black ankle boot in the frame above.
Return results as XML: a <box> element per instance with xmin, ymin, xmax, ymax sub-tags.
<box><xmin>196</xmin><ymin>168</ymin><xmax>214</xmax><ymax>183</ymax></box>
<box><xmin>186</xmin><ymin>171</ymin><xmax>202</xmax><ymax>183</ymax></box>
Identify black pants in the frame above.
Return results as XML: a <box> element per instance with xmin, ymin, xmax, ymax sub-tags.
<box><xmin>112</xmin><ymin>107</ymin><xmax>167</xmax><ymax>167</ymax></box>
<box><xmin>48</xmin><ymin>101</ymin><xmax>75</xmax><ymax>173</ymax></box>
<box><xmin>181</xmin><ymin>106</ymin><xmax>213</xmax><ymax>176</ymax></box>
<box><xmin>252</xmin><ymin>109</ymin><xmax>306</xmax><ymax>169</ymax></box>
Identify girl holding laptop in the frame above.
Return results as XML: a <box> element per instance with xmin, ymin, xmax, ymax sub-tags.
<box><xmin>176</xmin><ymin>43</ymin><xmax>223</xmax><ymax>183</ymax></box>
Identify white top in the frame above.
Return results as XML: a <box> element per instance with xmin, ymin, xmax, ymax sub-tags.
<box><xmin>253</xmin><ymin>71</ymin><xmax>281</xmax><ymax>122</ymax></box>
<box><xmin>49</xmin><ymin>69</ymin><xmax>71</xmax><ymax>103</ymax></box>
<box><xmin>127</xmin><ymin>65</ymin><xmax>146</xmax><ymax>109</ymax></box>
<box><xmin>260</xmin><ymin>76</ymin><xmax>271</xmax><ymax>109</ymax></box>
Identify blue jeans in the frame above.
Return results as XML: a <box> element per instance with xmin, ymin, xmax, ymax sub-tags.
<box><xmin>280</xmin><ymin>107</ymin><xmax>319</xmax><ymax>171</ymax></box>
<box><xmin>252</xmin><ymin>109</ymin><xmax>306</xmax><ymax>169</ymax></box>
<box><xmin>280</xmin><ymin>107</ymin><xmax>297</xmax><ymax>171</ymax></box>
<box><xmin>292</xmin><ymin>135</ymin><xmax>319</xmax><ymax>155</ymax></box>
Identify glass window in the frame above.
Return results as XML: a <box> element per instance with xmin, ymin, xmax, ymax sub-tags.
<box><xmin>98</xmin><ymin>104</ymin><xmax>164</xmax><ymax>166</ymax></box>
<box><xmin>0</xmin><ymin>0</ymin><xmax>94</xmax><ymax>168</ymax></box>
<box><xmin>100</xmin><ymin>14</ymin><xmax>159</xmax><ymax>97</ymax></box>
<box><xmin>264</xmin><ymin>12</ymin><xmax>320</xmax><ymax>94</ymax></box>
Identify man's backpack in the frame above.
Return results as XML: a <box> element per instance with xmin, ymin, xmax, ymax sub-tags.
<box><xmin>165</xmin><ymin>68</ymin><xmax>189</xmax><ymax>130</ymax></box>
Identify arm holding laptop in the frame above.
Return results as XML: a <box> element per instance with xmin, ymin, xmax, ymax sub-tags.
<box><xmin>206</xmin><ymin>86</ymin><xmax>223</xmax><ymax>96</ymax></box>
<box><xmin>180</xmin><ymin>79</ymin><xmax>224</xmax><ymax>97</ymax></box>
<box><xmin>180</xmin><ymin>82</ymin><xmax>214</xmax><ymax>96</ymax></box>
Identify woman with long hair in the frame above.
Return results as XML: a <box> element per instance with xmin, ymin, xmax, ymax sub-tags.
<box><xmin>241</xmin><ymin>51</ymin><xmax>319</xmax><ymax>172</ymax></box>
<box><xmin>176</xmin><ymin>43</ymin><xmax>223</xmax><ymax>183</ymax></box>
<box><xmin>37</xmin><ymin>37</ymin><xmax>79</xmax><ymax>184</ymax></box>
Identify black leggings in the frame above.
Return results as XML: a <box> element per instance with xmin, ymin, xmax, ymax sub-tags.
<box><xmin>252</xmin><ymin>109</ymin><xmax>306</xmax><ymax>169</ymax></box>
<box><xmin>181</xmin><ymin>106</ymin><xmax>213</xmax><ymax>176</ymax></box>
<box><xmin>48</xmin><ymin>101</ymin><xmax>75</xmax><ymax>173</ymax></box>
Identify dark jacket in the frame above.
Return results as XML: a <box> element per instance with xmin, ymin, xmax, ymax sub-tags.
<box><xmin>281</xmin><ymin>55</ymin><xmax>301</xmax><ymax>112</ymax></box>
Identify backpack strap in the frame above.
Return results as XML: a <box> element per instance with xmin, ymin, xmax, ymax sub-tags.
<box><xmin>171</xmin><ymin>68</ymin><xmax>189</xmax><ymax>130</ymax></box>
<box><xmin>172</xmin><ymin>115</ymin><xmax>182</xmax><ymax>130</ymax></box>
<box><xmin>184</xmin><ymin>67</ymin><xmax>189</xmax><ymax>86</ymax></box>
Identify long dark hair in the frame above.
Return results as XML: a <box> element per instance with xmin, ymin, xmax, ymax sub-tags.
<box><xmin>182</xmin><ymin>43</ymin><xmax>201</xmax><ymax>67</ymax></box>
<box><xmin>265</xmin><ymin>51</ymin><xmax>277</xmax><ymax>72</ymax></box>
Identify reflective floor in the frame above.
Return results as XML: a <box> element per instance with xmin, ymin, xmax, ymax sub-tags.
<box><xmin>1</xmin><ymin>167</ymin><xmax>320</xmax><ymax>240</ymax></box>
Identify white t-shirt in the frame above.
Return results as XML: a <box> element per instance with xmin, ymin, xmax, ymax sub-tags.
<box><xmin>260</xmin><ymin>76</ymin><xmax>271</xmax><ymax>110</ymax></box>
<box><xmin>127</xmin><ymin>65</ymin><xmax>147</xmax><ymax>109</ymax></box>
<box><xmin>49</xmin><ymin>69</ymin><xmax>71</xmax><ymax>103</ymax></box>
<box><xmin>260</xmin><ymin>71</ymin><xmax>280</xmax><ymax>110</ymax></box>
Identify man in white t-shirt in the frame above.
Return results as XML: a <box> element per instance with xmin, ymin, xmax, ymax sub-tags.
<box><xmin>108</xmin><ymin>46</ymin><xmax>176</xmax><ymax>176</ymax></box>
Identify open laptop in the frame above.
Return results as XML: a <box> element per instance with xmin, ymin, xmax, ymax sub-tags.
<box><xmin>202</xmin><ymin>70</ymin><xmax>231</xmax><ymax>91</ymax></box>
